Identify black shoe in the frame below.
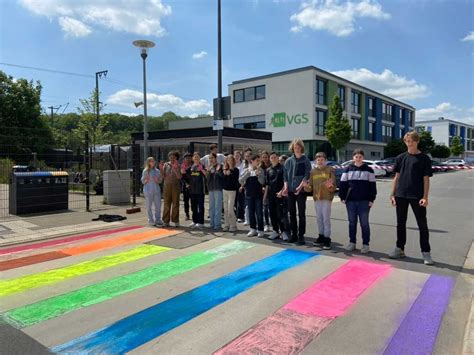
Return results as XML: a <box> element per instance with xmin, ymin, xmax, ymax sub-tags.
<box><xmin>312</xmin><ymin>234</ymin><xmax>325</xmax><ymax>247</ymax></box>
<box><xmin>295</xmin><ymin>239</ymin><xmax>305</xmax><ymax>246</ymax></box>
<box><xmin>323</xmin><ymin>237</ymin><xmax>332</xmax><ymax>250</ymax></box>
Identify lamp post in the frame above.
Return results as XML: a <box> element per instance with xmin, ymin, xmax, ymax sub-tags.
<box><xmin>132</xmin><ymin>40</ymin><xmax>155</xmax><ymax>161</ymax></box>
<box><xmin>217</xmin><ymin>0</ymin><xmax>223</xmax><ymax>153</ymax></box>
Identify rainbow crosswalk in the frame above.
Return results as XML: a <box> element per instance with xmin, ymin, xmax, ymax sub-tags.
<box><xmin>0</xmin><ymin>226</ymin><xmax>455</xmax><ymax>354</ymax></box>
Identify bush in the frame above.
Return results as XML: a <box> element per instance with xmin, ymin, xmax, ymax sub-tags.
<box><xmin>0</xmin><ymin>158</ymin><xmax>15</xmax><ymax>184</ymax></box>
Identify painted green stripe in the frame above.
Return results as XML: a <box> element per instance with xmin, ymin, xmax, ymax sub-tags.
<box><xmin>0</xmin><ymin>245</ymin><xmax>170</xmax><ymax>297</ymax></box>
<box><xmin>5</xmin><ymin>241</ymin><xmax>254</xmax><ymax>328</ymax></box>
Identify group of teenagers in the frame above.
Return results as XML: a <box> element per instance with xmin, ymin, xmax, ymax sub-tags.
<box><xmin>142</xmin><ymin>131</ymin><xmax>435</xmax><ymax>265</ymax></box>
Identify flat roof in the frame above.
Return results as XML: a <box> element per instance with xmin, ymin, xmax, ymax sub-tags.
<box><xmin>416</xmin><ymin>119</ymin><xmax>474</xmax><ymax>128</ymax></box>
<box><xmin>230</xmin><ymin>65</ymin><xmax>416</xmax><ymax>110</ymax></box>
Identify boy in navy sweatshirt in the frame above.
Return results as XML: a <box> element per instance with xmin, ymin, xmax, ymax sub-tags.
<box><xmin>339</xmin><ymin>149</ymin><xmax>377</xmax><ymax>254</ymax></box>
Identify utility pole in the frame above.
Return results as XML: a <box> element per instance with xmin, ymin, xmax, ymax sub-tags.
<box><xmin>48</xmin><ymin>105</ymin><xmax>61</xmax><ymax>126</ymax></box>
<box><xmin>95</xmin><ymin>70</ymin><xmax>108</xmax><ymax>150</ymax></box>
<box><xmin>217</xmin><ymin>0</ymin><xmax>223</xmax><ymax>153</ymax></box>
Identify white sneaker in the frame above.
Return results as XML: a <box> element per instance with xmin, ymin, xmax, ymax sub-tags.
<box><xmin>189</xmin><ymin>222</ymin><xmax>196</xmax><ymax>228</ymax></box>
<box><xmin>257</xmin><ymin>231</ymin><xmax>265</xmax><ymax>238</ymax></box>
<box><xmin>281</xmin><ymin>231</ymin><xmax>289</xmax><ymax>241</ymax></box>
<box><xmin>243</xmin><ymin>221</ymin><xmax>250</xmax><ymax>226</ymax></box>
<box><xmin>247</xmin><ymin>229</ymin><xmax>258</xmax><ymax>237</ymax></box>
<box><xmin>195</xmin><ymin>223</ymin><xmax>202</xmax><ymax>228</ymax></box>
<box><xmin>345</xmin><ymin>242</ymin><xmax>356</xmax><ymax>251</ymax></box>
<box><xmin>264</xmin><ymin>225</ymin><xmax>271</xmax><ymax>232</ymax></box>
<box><xmin>422</xmin><ymin>252</ymin><xmax>434</xmax><ymax>265</ymax></box>
<box><xmin>268</xmin><ymin>231</ymin><xmax>280</xmax><ymax>240</ymax></box>
<box><xmin>388</xmin><ymin>247</ymin><xmax>406</xmax><ymax>259</ymax></box>
<box><xmin>361</xmin><ymin>245</ymin><xmax>370</xmax><ymax>254</ymax></box>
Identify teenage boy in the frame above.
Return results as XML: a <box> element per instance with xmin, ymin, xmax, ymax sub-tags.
<box><xmin>200</xmin><ymin>143</ymin><xmax>225</xmax><ymax>168</ymax></box>
<box><xmin>389</xmin><ymin>131</ymin><xmax>434</xmax><ymax>265</ymax></box>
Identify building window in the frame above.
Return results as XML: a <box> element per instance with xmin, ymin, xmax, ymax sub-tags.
<box><xmin>233</xmin><ymin>114</ymin><xmax>266</xmax><ymax>129</ymax></box>
<box><xmin>382</xmin><ymin>102</ymin><xmax>393</xmax><ymax>122</ymax></box>
<box><xmin>382</xmin><ymin>125</ymin><xmax>393</xmax><ymax>142</ymax></box>
<box><xmin>235</xmin><ymin>122</ymin><xmax>265</xmax><ymax>129</ymax></box>
<box><xmin>400</xmin><ymin>127</ymin><xmax>404</xmax><ymax>138</ymax></box>
<box><xmin>244</xmin><ymin>87</ymin><xmax>255</xmax><ymax>101</ymax></box>
<box><xmin>255</xmin><ymin>85</ymin><xmax>265</xmax><ymax>100</ymax></box>
<box><xmin>338</xmin><ymin>85</ymin><xmax>345</xmax><ymax>109</ymax></box>
<box><xmin>316</xmin><ymin>78</ymin><xmax>326</xmax><ymax>105</ymax></box>
<box><xmin>351</xmin><ymin>116</ymin><xmax>360</xmax><ymax>139</ymax></box>
<box><xmin>407</xmin><ymin>111</ymin><xmax>413</xmax><ymax>127</ymax></box>
<box><xmin>368</xmin><ymin>97</ymin><xmax>375</xmax><ymax>117</ymax></box>
<box><xmin>316</xmin><ymin>109</ymin><xmax>326</xmax><ymax>135</ymax></box>
<box><xmin>234</xmin><ymin>89</ymin><xmax>244</xmax><ymax>103</ymax></box>
<box><xmin>370</xmin><ymin>151</ymin><xmax>381</xmax><ymax>158</ymax></box>
<box><xmin>369</xmin><ymin>121</ymin><xmax>375</xmax><ymax>141</ymax></box>
<box><xmin>351</xmin><ymin>91</ymin><xmax>360</xmax><ymax>114</ymax></box>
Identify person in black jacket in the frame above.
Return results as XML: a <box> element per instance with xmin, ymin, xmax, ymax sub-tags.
<box><xmin>207</xmin><ymin>153</ymin><xmax>224</xmax><ymax>230</ymax></box>
<box><xmin>265</xmin><ymin>152</ymin><xmax>290</xmax><ymax>241</ymax></box>
<box><xmin>186</xmin><ymin>152</ymin><xmax>207</xmax><ymax>228</ymax></box>
<box><xmin>222</xmin><ymin>154</ymin><xmax>240</xmax><ymax>232</ymax></box>
<box><xmin>339</xmin><ymin>149</ymin><xmax>377</xmax><ymax>254</ymax></box>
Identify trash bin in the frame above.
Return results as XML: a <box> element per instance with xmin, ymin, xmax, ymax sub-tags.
<box><xmin>9</xmin><ymin>171</ymin><xmax>69</xmax><ymax>215</ymax></box>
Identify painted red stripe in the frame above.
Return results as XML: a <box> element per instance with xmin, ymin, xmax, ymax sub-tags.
<box><xmin>0</xmin><ymin>251</ymin><xmax>69</xmax><ymax>271</ymax></box>
<box><xmin>0</xmin><ymin>226</ymin><xmax>142</xmax><ymax>256</ymax></box>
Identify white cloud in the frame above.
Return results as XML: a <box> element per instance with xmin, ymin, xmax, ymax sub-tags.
<box><xmin>417</xmin><ymin>103</ymin><xmax>474</xmax><ymax>125</ymax></box>
<box><xmin>58</xmin><ymin>17</ymin><xmax>92</xmax><ymax>38</ymax></box>
<box><xmin>19</xmin><ymin>0</ymin><xmax>171</xmax><ymax>37</ymax></box>
<box><xmin>461</xmin><ymin>31</ymin><xmax>474</xmax><ymax>42</ymax></box>
<box><xmin>331</xmin><ymin>68</ymin><xmax>430</xmax><ymax>100</ymax></box>
<box><xmin>107</xmin><ymin>89</ymin><xmax>212</xmax><ymax>116</ymax></box>
<box><xmin>192</xmin><ymin>51</ymin><xmax>208</xmax><ymax>60</ymax></box>
<box><xmin>290</xmin><ymin>0</ymin><xmax>390</xmax><ymax>37</ymax></box>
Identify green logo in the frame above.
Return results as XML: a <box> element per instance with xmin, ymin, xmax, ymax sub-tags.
<box><xmin>271</xmin><ymin>112</ymin><xmax>309</xmax><ymax>127</ymax></box>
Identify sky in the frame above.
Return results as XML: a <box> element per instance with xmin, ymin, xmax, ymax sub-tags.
<box><xmin>0</xmin><ymin>0</ymin><xmax>473</xmax><ymax>124</ymax></box>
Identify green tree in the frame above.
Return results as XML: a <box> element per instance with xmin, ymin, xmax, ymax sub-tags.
<box><xmin>417</xmin><ymin>128</ymin><xmax>435</xmax><ymax>154</ymax></box>
<box><xmin>0</xmin><ymin>70</ymin><xmax>54</xmax><ymax>155</ymax></box>
<box><xmin>325</xmin><ymin>95</ymin><xmax>351</xmax><ymax>162</ymax></box>
<box><xmin>450</xmin><ymin>136</ymin><xmax>464</xmax><ymax>156</ymax></box>
<box><xmin>431</xmin><ymin>144</ymin><xmax>451</xmax><ymax>159</ymax></box>
<box><xmin>384</xmin><ymin>138</ymin><xmax>406</xmax><ymax>158</ymax></box>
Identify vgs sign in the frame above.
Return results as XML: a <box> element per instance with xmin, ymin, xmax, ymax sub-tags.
<box><xmin>270</xmin><ymin>112</ymin><xmax>309</xmax><ymax>127</ymax></box>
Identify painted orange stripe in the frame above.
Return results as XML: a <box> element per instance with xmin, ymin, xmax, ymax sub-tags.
<box><xmin>0</xmin><ymin>251</ymin><xmax>69</xmax><ymax>271</ymax></box>
<box><xmin>61</xmin><ymin>229</ymin><xmax>177</xmax><ymax>255</ymax></box>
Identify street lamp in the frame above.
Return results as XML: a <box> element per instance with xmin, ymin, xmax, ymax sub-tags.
<box><xmin>132</xmin><ymin>39</ymin><xmax>155</xmax><ymax>161</ymax></box>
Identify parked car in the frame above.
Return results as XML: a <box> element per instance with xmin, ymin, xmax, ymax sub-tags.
<box><xmin>374</xmin><ymin>160</ymin><xmax>394</xmax><ymax>176</ymax></box>
<box><xmin>431</xmin><ymin>160</ymin><xmax>449</xmax><ymax>173</ymax></box>
<box><xmin>341</xmin><ymin>160</ymin><xmax>386</xmax><ymax>177</ymax></box>
<box><xmin>445</xmin><ymin>159</ymin><xmax>466</xmax><ymax>166</ymax></box>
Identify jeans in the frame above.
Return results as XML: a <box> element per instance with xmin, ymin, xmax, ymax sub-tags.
<box><xmin>346</xmin><ymin>200</ymin><xmax>370</xmax><ymax>245</ymax></box>
<box><xmin>247</xmin><ymin>197</ymin><xmax>263</xmax><ymax>231</ymax></box>
<box><xmin>145</xmin><ymin>190</ymin><xmax>161</xmax><ymax>224</ymax></box>
<box><xmin>269</xmin><ymin>196</ymin><xmax>289</xmax><ymax>233</ymax></box>
<box><xmin>223</xmin><ymin>190</ymin><xmax>237</xmax><ymax>229</ymax></box>
<box><xmin>190</xmin><ymin>194</ymin><xmax>205</xmax><ymax>224</ymax></box>
<box><xmin>235</xmin><ymin>189</ymin><xmax>246</xmax><ymax>220</ymax></box>
<box><xmin>395</xmin><ymin>197</ymin><xmax>430</xmax><ymax>252</ymax></box>
<box><xmin>263</xmin><ymin>201</ymin><xmax>270</xmax><ymax>226</ymax></box>
<box><xmin>288</xmin><ymin>192</ymin><xmax>307</xmax><ymax>238</ymax></box>
<box><xmin>314</xmin><ymin>200</ymin><xmax>332</xmax><ymax>238</ymax></box>
<box><xmin>209</xmin><ymin>189</ymin><xmax>223</xmax><ymax>229</ymax></box>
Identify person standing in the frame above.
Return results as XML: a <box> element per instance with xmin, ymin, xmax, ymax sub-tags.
<box><xmin>201</xmin><ymin>144</ymin><xmax>225</xmax><ymax>168</ymax></box>
<box><xmin>161</xmin><ymin>151</ymin><xmax>182</xmax><ymax>227</ymax></box>
<box><xmin>260</xmin><ymin>150</ymin><xmax>272</xmax><ymax>232</ymax></box>
<box><xmin>207</xmin><ymin>153</ymin><xmax>224</xmax><ymax>230</ymax></box>
<box><xmin>282</xmin><ymin>138</ymin><xmax>312</xmax><ymax>245</ymax></box>
<box><xmin>305</xmin><ymin>152</ymin><xmax>337</xmax><ymax>250</ymax></box>
<box><xmin>339</xmin><ymin>149</ymin><xmax>377</xmax><ymax>254</ymax></box>
<box><xmin>233</xmin><ymin>150</ymin><xmax>246</xmax><ymax>223</ymax></box>
<box><xmin>180</xmin><ymin>152</ymin><xmax>193</xmax><ymax>221</ymax></box>
<box><xmin>222</xmin><ymin>154</ymin><xmax>239</xmax><ymax>232</ymax></box>
<box><xmin>389</xmin><ymin>131</ymin><xmax>434</xmax><ymax>265</ymax></box>
<box><xmin>266</xmin><ymin>152</ymin><xmax>290</xmax><ymax>241</ymax></box>
<box><xmin>141</xmin><ymin>157</ymin><xmax>163</xmax><ymax>227</ymax></box>
<box><xmin>186</xmin><ymin>152</ymin><xmax>206</xmax><ymax>228</ymax></box>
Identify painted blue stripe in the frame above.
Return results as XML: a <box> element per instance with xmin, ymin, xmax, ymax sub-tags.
<box><xmin>52</xmin><ymin>249</ymin><xmax>318</xmax><ymax>354</ymax></box>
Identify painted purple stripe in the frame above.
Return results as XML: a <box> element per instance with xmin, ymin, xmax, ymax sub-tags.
<box><xmin>383</xmin><ymin>274</ymin><xmax>454</xmax><ymax>355</ymax></box>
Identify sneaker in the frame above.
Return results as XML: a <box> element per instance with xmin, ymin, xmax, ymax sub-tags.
<box><xmin>155</xmin><ymin>220</ymin><xmax>164</xmax><ymax>227</ymax></box>
<box><xmin>323</xmin><ymin>238</ymin><xmax>332</xmax><ymax>250</ymax></box>
<box><xmin>268</xmin><ymin>231</ymin><xmax>280</xmax><ymax>240</ymax></box>
<box><xmin>222</xmin><ymin>226</ymin><xmax>229</xmax><ymax>232</ymax></box>
<box><xmin>312</xmin><ymin>234</ymin><xmax>325</xmax><ymax>247</ymax></box>
<box><xmin>237</xmin><ymin>219</ymin><xmax>244</xmax><ymax>223</ymax></box>
<box><xmin>243</xmin><ymin>221</ymin><xmax>250</xmax><ymax>226</ymax></box>
<box><xmin>163</xmin><ymin>222</ymin><xmax>170</xmax><ymax>227</ymax></box>
<box><xmin>195</xmin><ymin>223</ymin><xmax>202</xmax><ymax>228</ymax></box>
<box><xmin>264</xmin><ymin>225</ymin><xmax>271</xmax><ymax>232</ymax></box>
<box><xmin>174</xmin><ymin>222</ymin><xmax>180</xmax><ymax>227</ymax></box>
<box><xmin>345</xmin><ymin>242</ymin><xmax>356</xmax><ymax>251</ymax></box>
<box><xmin>361</xmin><ymin>245</ymin><xmax>370</xmax><ymax>254</ymax></box>
<box><xmin>422</xmin><ymin>252</ymin><xmax>434</xmax><ymax>265</ymax></box>
<box><xmin>281</xmin><ymin>231</ymin><xmax>289</xmax><ymax>241</ymax></box>
<box><xmin>257</xmin><ymin>231</ymin><xmax>265</xmax><ymax>238</ymax></box>
<box><xmin>229</xmin><ymin>227</ymin><xmax>237</xmax><ymax>232</ymax></box>
<box><xmin>189</xmin><ymin>222</ymin><xmax>196</xmax><ymax>228</ymax></box>
<box><xmin>247</xmin><ymin>229</ymin><xmax>258</xmax><ymax>237</ymax></box>
<box><xmin>388</xmin><ymin>247</ymin><xmax>406</xmax><ymax>259</ymax></box>
<box><xmin>148</xmin><ymin>222</ymin><xmax>155</xmax><ymax>226</ymax></box>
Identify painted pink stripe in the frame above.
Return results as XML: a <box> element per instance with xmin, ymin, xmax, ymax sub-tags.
<box><xmin>0</xmin><ymin>226</ymin><xmax>142</xmax><ymax>255</ymax></box>
<box><xmin>215</xmin><ymin>260</ymin><xmax>391</xmax><ymax>354</ymax></box>
<box><xmin>284</xmin><ymin>260</ymin><xmax>391</xmax><ymax>318</ymax></box>
<box><xmin>215</xmin><ymin>309</ymin><xmax>331</xmax><ymax>355</ymax></box>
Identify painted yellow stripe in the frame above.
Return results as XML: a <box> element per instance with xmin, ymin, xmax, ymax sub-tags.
<box><xmin>0</xmin><ymin>245</ymin><xmax>170</xmax><ymax>297</ymax></box>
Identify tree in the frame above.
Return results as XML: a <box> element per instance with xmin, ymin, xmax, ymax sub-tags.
<box><xmin>431</xmin><ymin>144</ymin><xmax>451</xmax><ymax>159</ymax></box>
<box><xmin>450</xmin><ymin>136</ymin><xmax>464</xmax><ymax>156</ymax></box>
<box><xmin>417</xmin><ymin>128</ymin><xmax>435</xmax><ymax>154</ymax></box>
<box><xmin>384</xmin><ymin>138</ymin><xmax>406</xmax><ymax>158</ymax></box>
<box><xmin>0</xmin><ymin>70</ymin><xmax>54</xmax><ymax>155</ymax></box>
<box><xmin>325</xmin><ymin>95</ymin><xmax>351</xmax><ymax>162</ymax></box>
